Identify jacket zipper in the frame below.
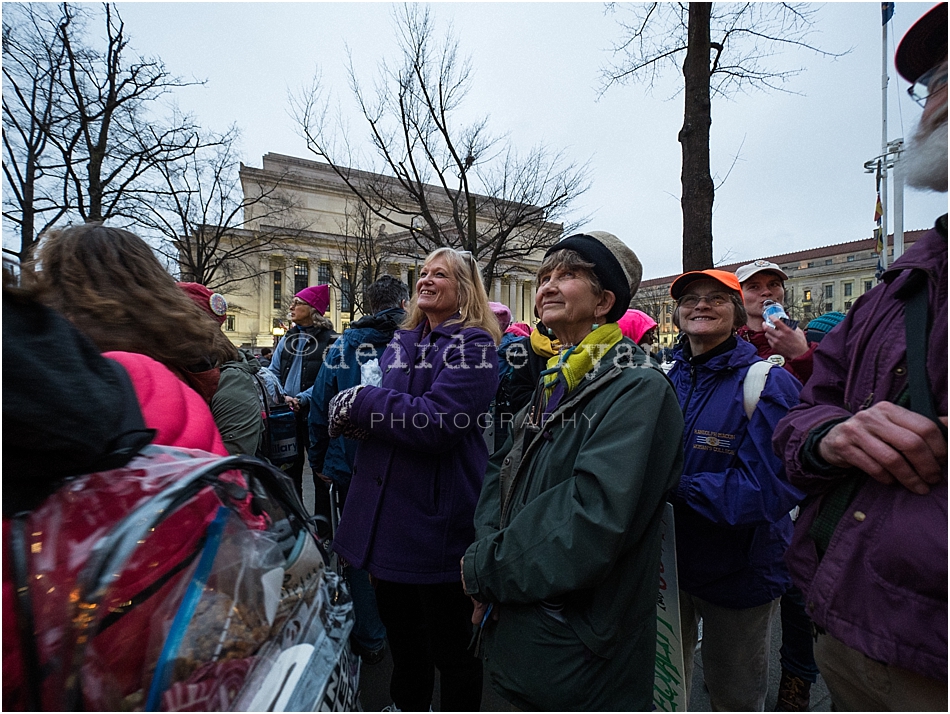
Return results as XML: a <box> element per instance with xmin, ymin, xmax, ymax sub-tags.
<box><xmin>500</xmin><ymin>366</ymin><xmax>624</xmax><ymax>527</ymax></box>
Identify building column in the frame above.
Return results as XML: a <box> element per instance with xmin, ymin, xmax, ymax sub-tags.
<box><xmin>400</xmin><ymin>264</ymin><xmax>408</xmax><ymax>285</ymax></box>
<box><xmin>517</xmin><ymin>277</ymin><xmax>527</xmax><ymax>322</ymax></box>
<box><xmin>507</xmin><ymin>276</ymin><xmax>517</xmax><ymax>318</ymax></box>
<box><xmin>258</xmin><ymin>255</ymin><xmax>272</xmax><ymax>346</ymax></box>
<box><xmin>493</xmin><ymin>277</ymin><xmax>501</xmax><ymax>303</ymax></box>
<box><xmin>522</xmin><ymin>279</ymin><xmax>533</xmax><ymax>323</ymax></box>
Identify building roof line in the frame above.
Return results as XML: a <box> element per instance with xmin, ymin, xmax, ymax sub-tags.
<box><xmin>640</xmin><ymin>229</ymin><xmax>928</xmax><ymax>287</ymax></box>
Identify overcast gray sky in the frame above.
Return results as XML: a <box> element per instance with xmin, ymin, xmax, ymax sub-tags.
<box><xmin>106</xmin><ymin>2</ymin><xmax>948</xmax><ymax>279</ymax></box>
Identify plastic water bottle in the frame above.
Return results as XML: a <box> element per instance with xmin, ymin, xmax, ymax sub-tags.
<box><xmin>762</xmin><ymin>300</ymin><xmax>787</xmax><ymax>329</ymax></box>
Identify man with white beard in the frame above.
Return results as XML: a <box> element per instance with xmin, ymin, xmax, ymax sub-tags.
<box><xmin>773</xmin><ymin>3</ymin><xmax>947</xmax><ymax>711</ymax></box>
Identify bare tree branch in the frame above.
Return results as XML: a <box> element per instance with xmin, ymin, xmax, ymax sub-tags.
<box><xmin>326</xmin><ymin>201</ymin><xmax>399</xmax><ymax>320</ymax></box>
<box><xmin>51</xmin><ymin>2</ymin><xmax>204</xmax><ymax>224</ymax></box>
<box><xmin>134</xmin><ymin>128</ymin><xmax>311</xmax><ymax>293</ymax></box>
<box><xmin>291</xmin><ymin>4</ymin><xmax>591</xmax><ymax>282</ymax></box>
<box><xmin>601</xmin><ymin>2</ymin><xmax>848</xmax><ymax>270</ymax></box>
<box><xmin>2</xmin><ymin>4</ymin><xmax>72</xmax><ymax>263</ymax></box>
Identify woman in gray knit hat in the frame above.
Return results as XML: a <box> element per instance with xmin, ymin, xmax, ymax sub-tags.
<box><xmin>462</xmin><ymin>232</ymin><xmax>685</xmax><ymax>710</ymax></box>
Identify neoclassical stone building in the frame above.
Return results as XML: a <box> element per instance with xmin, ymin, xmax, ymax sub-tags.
<box><xmin>221</xmin><ymin>154</ymin><xmax>557</xmax><ymax>348</ymax></box>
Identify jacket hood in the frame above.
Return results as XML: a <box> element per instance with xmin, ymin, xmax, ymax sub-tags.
<box><xmin>227</xmin><ymin>348</ymin><xmax>261</xmax><ymax>375</ymax></box>
<box><xmin>350</xmin><ymin>307</ymin><xmax>406</xmax><ymax>335</ymax></box>
<box><xmin>499</xmin><ymin>331</ymin><xmax>524</xmax><ymax>350</ymax></box>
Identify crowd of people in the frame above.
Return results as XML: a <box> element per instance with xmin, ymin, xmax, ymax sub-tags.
<box><xmin>3</xmin><ymin>4</ymin><xmax>946</xmax><ymax>712</ymax></box>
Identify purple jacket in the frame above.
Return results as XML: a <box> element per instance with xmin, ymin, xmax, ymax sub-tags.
<box><xmin>773</xmin><ymin>218</ymin><xmax>947</xmax><ymax>680</ymax></box>
<box><xmin>333</xmin><ymin>319</ymin><xmax>498</xmax><ymax>583</ymax></box>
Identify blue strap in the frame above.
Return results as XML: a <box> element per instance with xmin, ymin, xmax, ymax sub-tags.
<box><xmin>145</xmin><ymin>506</ymin><xmax>230</xmax><ymax>711</ymax></box>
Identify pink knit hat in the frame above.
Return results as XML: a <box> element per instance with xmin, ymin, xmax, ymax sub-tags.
<box><xmin>489</xmin><ymin>302</ymin><xmax>512</xmax><ymax>331</ymax></box>
<box><xmin>177</xmin><ymin>282</ymin><xmax>228</xmax><ymax>325</ymax></box>
<box><xmin>295</xmin><ymin>285</ymin><xmax>330</xmax><ymax>315</ymax></box>
<box><xmin>506</xmin><ymin>322</ymin><xmax>531</xmax><ymax>339</ymax></box>
<box><xmin>617</xmin><ymin>309</ymin><xmax>658</xmax><ymax>343</ymax></box>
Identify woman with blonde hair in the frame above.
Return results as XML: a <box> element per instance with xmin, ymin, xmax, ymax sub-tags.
<box><xmin>400</xmin><ymin>247</ymin><xmax>502</xmax><ymax>343</ymax></box>
<box><xmin>327</xmin><ymin>246</ymin><xmax>499</xmax><ymax>712</ymax></box>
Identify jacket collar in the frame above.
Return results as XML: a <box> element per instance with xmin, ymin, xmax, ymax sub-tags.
<box><xmin>673</xmin><ymin>335</ymin><xmax>758</xmax><ymax>371</ymax></box>
<box><xmin>351</xmin><ymin>307</ymin><xmax>405</xmax><ymax>332</ymax></box>
<box><xmin>883</xmin><ymin>215</ymin><xmax>947</xmax><ymax>284</ymax></box>
<box><xmin>402</xmin><ymin>312</ymin><xmax>466</xmax><ymax>344</ymax></box>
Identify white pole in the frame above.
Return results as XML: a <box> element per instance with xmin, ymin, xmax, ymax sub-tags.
<box><xmin>880</xmin><ymin>16</ymin><xmax>889</xmax><ymax>272</ymax></box>
<box><xmin>893</xmin><ymin>146</ymin><xmax>905</xmax><ymax>259</ymax></box>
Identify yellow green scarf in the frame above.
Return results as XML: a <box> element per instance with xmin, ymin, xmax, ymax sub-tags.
<box><xmin>543</xmin><ymin>323</ymin><xmax>623</xmax><ymax>395</ymax></box>
<box><xmin>530</xmin><ymin>328</ymin><xmax>560</xmax><ymax>359</ymax></box>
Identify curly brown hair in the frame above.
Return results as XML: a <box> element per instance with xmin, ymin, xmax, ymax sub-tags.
<box><xmin>34</xmin><ymin>224</ymin><xmax>236</xmax><ymax>369</ymax></box>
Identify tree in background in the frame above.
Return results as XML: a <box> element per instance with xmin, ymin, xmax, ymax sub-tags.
<box><xmin>630</xmin><ymin>282</ymin><xmax>671</xmax><ymax>325</ymax></box>
<box><xmin>291</xmin><ymin>4</ymin><xmax>591</xmax><ymax>282</ymax></box>
<box><xmin>3</xmin><ymin>2</ymin><xmax>205</xmax><ymax>263</ymax></box>
<box><xmin>602</xmin><ymin>2</ymin><xmax>842</xmax><ymax>271</ymax></box>
<box><xmin>325</xmin><ymin>200</ymin><xmax>398</xmax><ymax>321</ymax></box>
<box><xmin>55</xmin><ymin>3</ymin><xmax>202</xmax><ymax>225</ymax></box>
<box><xmin>136</xmin><ymin>127</ymin><xmax>308</xmax><ymax>293</ymax></box>
<box><xmin>3</xmin><ymin>4</ymin><xmax>71</xmax><ymax>264</ymax></box>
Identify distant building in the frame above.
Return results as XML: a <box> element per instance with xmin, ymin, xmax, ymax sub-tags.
<box><xmin>636</xmin><ymin>230</ymin><xmax>927</xmax><ymax>348</ymax></box>
<box><xmin>217</xmin><ymin>153</ymin><xmax>557</xmax><ymax>347</ymax></box>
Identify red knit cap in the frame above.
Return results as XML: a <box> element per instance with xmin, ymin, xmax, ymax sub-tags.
<box><xmin>177</xmin><ymin>282</ymin><xmax>228</xmax><ymax>325</ymax></box>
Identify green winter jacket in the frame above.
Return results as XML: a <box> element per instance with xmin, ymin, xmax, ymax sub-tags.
<box><xmin>463</xmin><ymin>340</ymin><xmax>684</xmax><ymax>711</ymax></box>
<box><xmin>215</xmin><ymin>348</ymin><xmax>265</xmax><ymax>457</ymax></box>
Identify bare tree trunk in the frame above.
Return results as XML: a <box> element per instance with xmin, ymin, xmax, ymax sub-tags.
<box><xmin>678</xmin><ymin>2</ymin><xmax>714</xmax><ymax>271</ymax></box>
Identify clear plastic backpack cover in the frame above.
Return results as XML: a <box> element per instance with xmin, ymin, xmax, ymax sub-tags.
<box><xmin>8</xmin><ymin>445</ymin><xmax>359</xmax><ymax>711</ymax></box>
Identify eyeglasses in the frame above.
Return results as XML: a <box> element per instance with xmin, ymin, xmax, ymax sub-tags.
<box><xmin>676</xmin><ymin>293</ymin><xmax>730</xmax><ymax>309</ymax></box>
<box><xmin>908</xmin><ymin>65</ymin><xmax>948</xmax><ymax>107</ymax></box>
<box><xmin>291</xmin><ymin>298</ymin><xmax>308</xmax><ymax>307</ymax></box>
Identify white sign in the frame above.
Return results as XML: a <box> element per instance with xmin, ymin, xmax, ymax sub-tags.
<box><xmin>654</xmin><ymin>503</ymin><xmax>687</xmax><ymax>711</ymax></box>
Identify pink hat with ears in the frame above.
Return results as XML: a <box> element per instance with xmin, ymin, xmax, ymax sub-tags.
<box><xmin>295</xmin><ymin>284</ymin><xmax>330</xmax><ymax>315</ymax></box>
<box><xmin>617</xmin><ymin>309</ymin><xmax>658</xmax><ymax>343</ymax></box>
<box><xmin>506</xmin><ymin>322</ymin><xmax>532</xmax><ymax>339</ymax></box>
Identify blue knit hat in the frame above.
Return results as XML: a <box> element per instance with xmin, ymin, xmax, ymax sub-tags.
<box><xmin>805</xmin><ymin>311</ymin><xmax>846</xmax><ymax>342</ymax></box>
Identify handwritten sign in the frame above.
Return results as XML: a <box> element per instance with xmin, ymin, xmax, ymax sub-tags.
<box><xmin>654</xmin><ymin>503</ymin><xmax>687</xmax><ymax>711</ymax></box>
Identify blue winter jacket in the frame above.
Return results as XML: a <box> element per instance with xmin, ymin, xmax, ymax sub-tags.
<box><xmin>306</xmin><ymin>307</ymin><xmax>405</xmax><ymax>487</ymax></box>
<box><xmin>668</xmin><ymin>337</ymin><xmax>803</xmax><ymax>608</ymax></box>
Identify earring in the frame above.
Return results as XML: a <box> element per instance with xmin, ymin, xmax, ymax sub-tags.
<box><xmin>591</xmin><ymin>323</ymin><xmax>599</xmax><ymax>331</ymax></box>
<box><xmin>546</xmin><ymin>327</ymin><xmax>555</xmax><ymax>337</ymax></box>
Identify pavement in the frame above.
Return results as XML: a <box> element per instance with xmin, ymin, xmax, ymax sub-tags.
<box><xmin>352</xmin><ymin>623</ymin><xmax>831</xmax><ymax>712</ymax></box>
<box><xmin>302</xmin><ymin>465</ymin><xmax>832</xmax><ymax>712</ymax></box>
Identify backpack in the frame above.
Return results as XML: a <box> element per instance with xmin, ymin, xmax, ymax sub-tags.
<box><xmin>251</xmin><ymin>369</ymin><xmax>298</xmax><ymax>468</ymax></box>
<box><xmin>7</xmin><ymin>445</ymin><xmax>358</xmax><ymax>712</ymax></box>
<box><xmin>742</xmin><ymin>360</ymin><xmax>775</xmax><ymax>420</ymax></box>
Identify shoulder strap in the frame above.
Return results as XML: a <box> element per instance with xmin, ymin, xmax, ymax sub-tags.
<box><xmin>899</xmin><ymin>268</ymin><xmax>947</xmax><ymax>439</ymax></box>
<box><xmin>743</xmin><ymin>360</ymin><xmax>774</xmax><ymax>420</ymax></box>
<box><xmin>10</xmin><ymin>515</ymin><xmax>43</xmax><ymax>710</ymax></box>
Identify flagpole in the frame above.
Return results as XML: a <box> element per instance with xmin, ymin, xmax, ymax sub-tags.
<box><xmin>880</xmin><ymin>8</ymin><xmax>889</xmax><ymax>274</ymax></box>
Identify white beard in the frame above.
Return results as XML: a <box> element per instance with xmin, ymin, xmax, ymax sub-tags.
<box><xmin>903</xmin><ymin>118</ymin><xmax>948</xmax><ymax>192</ymax></box>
